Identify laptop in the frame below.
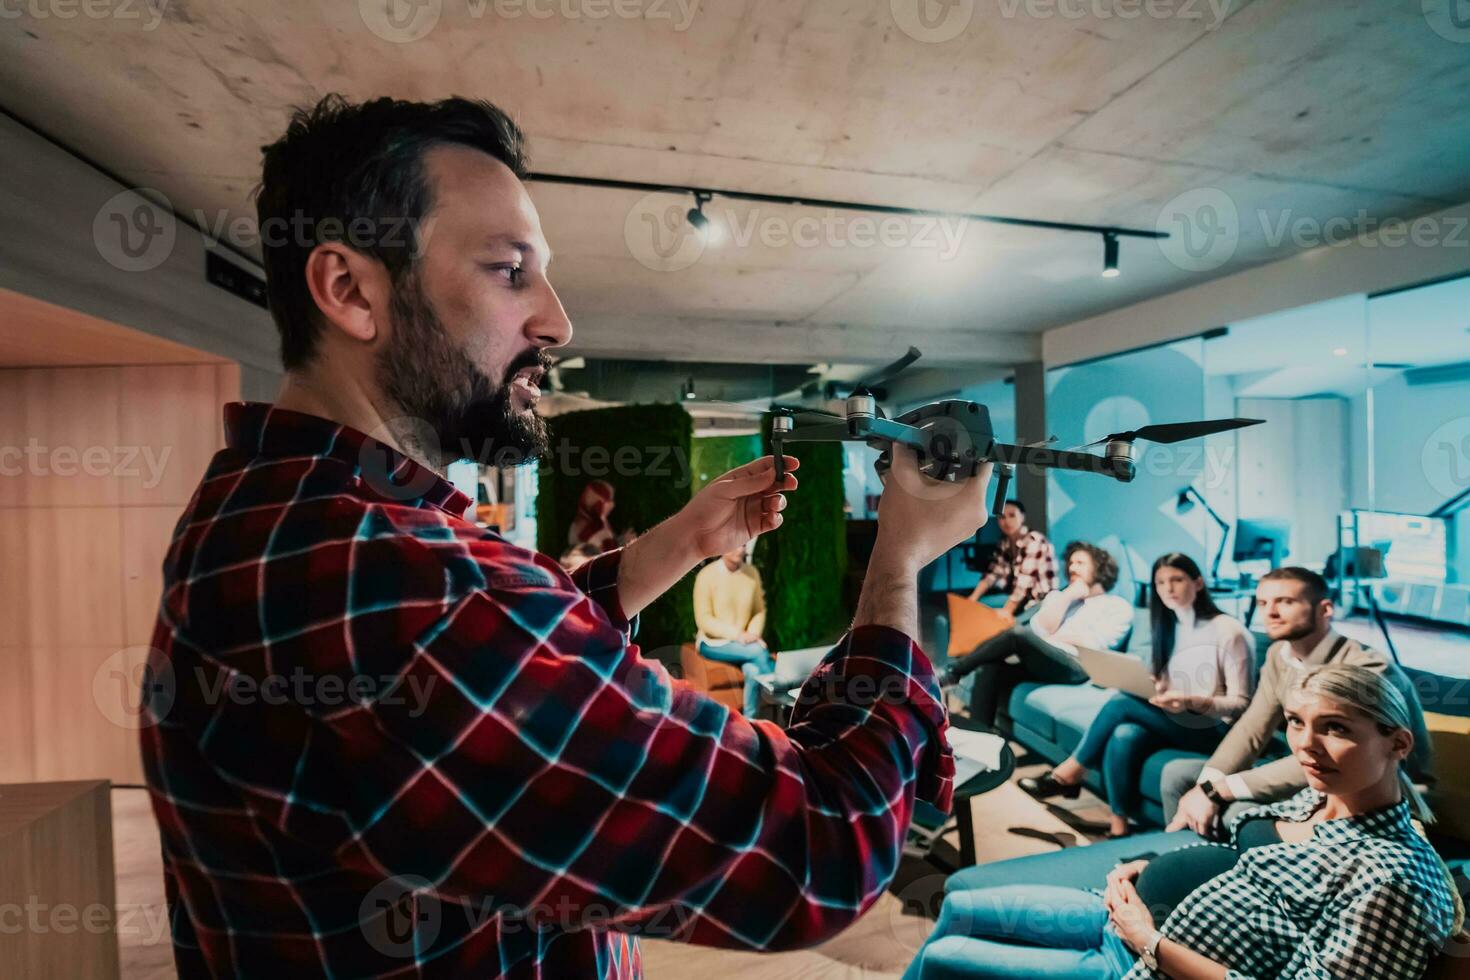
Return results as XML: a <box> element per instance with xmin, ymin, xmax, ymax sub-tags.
<box><xmin>1074</xmin><ymin>645</ymin><xmax>1157</xmax><ymax>700</ymax></box>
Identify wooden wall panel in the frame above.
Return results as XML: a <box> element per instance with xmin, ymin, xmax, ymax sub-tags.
<box><xmin>119</xmin><ymin>364</ymin><xmax>224</xmax><ymax>507</ymax></box>
<box><xmin>18</xmin><ymin>367</ymin><xmax>123</xmax><ymax>508</ymax></box>
<box><xmin>3</xmin><ymin>361</ymin><xmax>238</xmax><ymax>786</ymax></box>
<box><xmin>24</xmin><ymin>507</ymin><xmax>125</xmax><ymax>648</ymax></box>
<box><xmin>32</xmin><ymin>647</ymin><xmax>146</xmax><ymax>785</ymax></box>
<box><xmin>121</xmin><ymin>507</ymin><xmax>183</xmax><ymax>649</ymax></box>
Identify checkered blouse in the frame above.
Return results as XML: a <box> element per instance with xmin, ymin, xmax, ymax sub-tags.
<box><xmin>1124</xmin><ymin>788</ymin><xmax>1458</xmax><ymax>980</ymax></box>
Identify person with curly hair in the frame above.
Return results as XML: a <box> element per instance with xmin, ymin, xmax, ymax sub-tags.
<box><xmin>946</xmin><ymin>540</ymin><xmax>1133</xmax><ymax>730</ymax></box>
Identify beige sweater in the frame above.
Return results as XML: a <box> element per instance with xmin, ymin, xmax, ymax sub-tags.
<box><xmin>693</xmin><ymin>560</ymin><xmax>765</xmax><ymax>645</ymax></box>
<box><xmin>1204</xmin><ymin>630</ymin><xmax>1434</xmax><ymax>800</ymax></box>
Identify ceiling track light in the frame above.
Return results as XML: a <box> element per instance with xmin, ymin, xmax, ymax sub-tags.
<box><xmin>681</xmin><ymin>377</ymin><xmax>697</xmax><ymax>400</ymax></box>
<box><xmin>686</xmin><ymin>191</ymin><xmax>712</xmax><ymax>233</ymax></box>
<box><xmin>1101</xmin><ymin>231</ymin><xmax>1121</xmax><ymax>278</ymax></box>
<box><xmin>526</xmin><ymin>172</ymin><xmax>1167</xmax><ymax>245</ymax></box>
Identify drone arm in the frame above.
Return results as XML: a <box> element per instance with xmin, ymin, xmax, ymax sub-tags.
<box><xmin>988</xmin><ymin>443</ymin><xmax>1135</xmax><ymax>482</ymax></box>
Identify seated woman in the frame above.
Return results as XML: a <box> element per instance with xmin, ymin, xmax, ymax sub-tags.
<box><xmin>951</xmin><ymin>541</ymin><xmax>1133</xmax><ymax>730</ymax></box>
<box><xmin>1019</xmin><ymin>553</ymin><xmax>1254</xmax><ymax>837</ymax></box>
<box><xmin>904</xmin><ymin>663</ymin><xmax>1462</xmax><ymax>980</ymax></box>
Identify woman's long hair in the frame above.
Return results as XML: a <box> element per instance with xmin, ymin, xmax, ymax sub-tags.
<box><xmin>1149</xmin><ymin>552</ymin><xmax>1224</xmax><ymax>677</ymax></box>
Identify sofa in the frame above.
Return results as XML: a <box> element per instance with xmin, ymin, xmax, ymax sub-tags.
<box><xmin>932</xmin><ymin>599</ymin><xmax>1470</xmax><ymax>830</ymax></box>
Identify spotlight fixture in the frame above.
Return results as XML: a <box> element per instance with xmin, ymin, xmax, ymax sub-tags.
<box><xmin>682</xmin><ymin>377</ymin><xmax>697</xmax><ymax>400</ymax></box>
<box><xmin>1101</xmin><ymin>232</ymin><xmax>1121</xmax><ymax>278</ymax></box>
<box><xmin>686</xmin><ymin>192</ymin><xmax>712</xmax><ymax>234</ymax></box>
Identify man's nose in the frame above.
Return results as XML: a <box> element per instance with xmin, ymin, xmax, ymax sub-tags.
<box><xmin>525</xmin><ymin>277</ymin><xmax>572</xmax><ymax>350</ymax></box>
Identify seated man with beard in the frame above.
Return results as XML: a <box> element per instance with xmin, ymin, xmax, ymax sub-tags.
<box><xmin>140</xmin><ymin>94</ymin><xmax>992</xmax><ymax>979</ymax></box>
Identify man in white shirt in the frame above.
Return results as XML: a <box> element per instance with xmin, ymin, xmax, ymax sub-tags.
<box><xmin>947</xmin><ymin>541</ymin><xmax>1134</xmax><ymax>729</ymax></box>
<box><xmin>1162</xmin><ymin>566</ymin><xmax>1433</xmax><ymax>836</ymax></box>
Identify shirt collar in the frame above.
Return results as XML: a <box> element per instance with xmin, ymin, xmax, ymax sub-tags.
<box><xmin>224</xmin><ymin>402</ymin><xmax>471</xmax><ymax>516</ymax></box>
<box><xmin>1251</xmin><ymin>787</ymin><xmax>1418</xmax><ymax>844</ymax></box>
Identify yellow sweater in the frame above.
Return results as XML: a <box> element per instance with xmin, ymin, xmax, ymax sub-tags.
<box><xmin>693</xmin><ymin>560</ymin><xmax>766</xmax><ymax>644</ymax></box>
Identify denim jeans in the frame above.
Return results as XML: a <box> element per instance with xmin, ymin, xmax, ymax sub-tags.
<box><xmin>965</xmin><ymin>628</ymin><xmax>1090</xmax><ymax>730</ymax></box>
<box><xmin>903</xmin><ymin>885</ymin><xmax>1135</xmax><ymax>980</ymax></box>
<box><xmin>698</xmin><ymin>639</ymin><xmax>774</xmax><ymax>717</ymax></box>
<box><xmin>1071</xmin><ymin>692</ymin><xmax>1228</xmax><ymax>818</ymax></box>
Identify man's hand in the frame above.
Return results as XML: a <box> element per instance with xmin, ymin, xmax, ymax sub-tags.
<box><xmin>965</xmin><ymin>574</ymin><xmax>994</xmax><ymax>602</ymax></box>
<box><xmin>994</xmin><ymin>609</ymin><xmax>1015</xmax><ymax>628</ymax></box>
<box><xmin>1060</xmin><ymin>578</ymin><xmax>1091</xmax><ymax>600</ymax></box>
<box><xmin>855</xmin><ymin>448</ymin><xmax>992</xmax><ymax>637</ymax></box>
<box><xmin>738</xmin><ymin>630</ymin><xmax>762</xmax><ymax>645</ymax></box>
<box><xmin>1166</xmin><ymin>785</ymin><xmax>1219</xmax><ymax>834</ymax></box>
<box><xmin>678</xmin><ymin>455</ymin><xmax>799</xmax><ymax>559</ymax></box>
<box><xmin>617</xmin><ymin>455</ymin><xmax>797</xmax><ymax>619</ymax></box>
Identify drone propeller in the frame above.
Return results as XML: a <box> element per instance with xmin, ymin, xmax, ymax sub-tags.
<box><xmin>1078</xmin><ymin>417</ymin><xmax>1263</xmax><ymax>450</ymax></box>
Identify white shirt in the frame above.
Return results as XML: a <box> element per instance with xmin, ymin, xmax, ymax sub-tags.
<box><xmin>1159</xmin><ymin>606</ymin><xmax>1255</xmax><ymax>720</ymax></box>
<box><xmin>1029</xmin><ymin>589</ymin><xmax>1133</xmax><ymax>655</ymax></box>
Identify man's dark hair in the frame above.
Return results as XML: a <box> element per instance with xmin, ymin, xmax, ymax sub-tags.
<box><xmin>254</xmin><ymin>94</ymin><xmax>527</xmax><ymax>370</ymax></box>
<box><xmin>1005</xmin><ymin>499</ymin><xmax>1027</xmax><ymax>517</ymax></box>
<box><xmin>1261</xmin><ymin>566</ymin><xmax>1330</xmax><ymax>605</ymax></box>
<box><xmin>1063</xmin><ymin>540</ymin><xmax>1119</xmax><ymax>593</ymax></box>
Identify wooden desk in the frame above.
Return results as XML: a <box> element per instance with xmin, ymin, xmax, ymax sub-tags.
<box><xmin>0</xmin><ymin>780</ymin><xmax>120</xmax><ymax>979</ymax></box>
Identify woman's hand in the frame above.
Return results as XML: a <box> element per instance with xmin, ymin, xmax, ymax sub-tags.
<box><xmin>1105</xmin><ymin>877</ymin><xmax>1158</xmax><ymax>953</ymax></box>
<box><xmin>1150</xmin><ymin>691</ymin><xmax>1206</xmax><ymax>714</ymax></box>
<box><xmin>1106</xmin><ymin>859</ymin><xmax>1150</xmax><ymax>889</ymax></box>
<box><xmin>676</xmin><ymin>455</ymin><xmax>798</xmax><ymax>559</ymax></box>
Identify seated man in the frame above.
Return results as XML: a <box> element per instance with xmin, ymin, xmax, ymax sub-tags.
<box><xmin>949</xmin><ymin>541</ymin><xmax>1133</xmax><ymax>730</ymax></box>
<box><xmin>1165</xmin><ymin>565</ymin><xmax>1434</xmax><ymax>836</ymax></box>
<box><xmin>694</xmin><ymin>545</ymin><xmax>774</xmax><ymax>717</ymax></box>
<box><xmin>964</xmin><ymin>499</ymin><xmax>1056</xmax><ymax>620</ymax></box>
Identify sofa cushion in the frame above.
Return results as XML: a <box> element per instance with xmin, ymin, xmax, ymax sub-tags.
<box><xmin>1009</xmin><ymin>681</ymin><xmax>1112</xmax><ymax>748</ymax></box>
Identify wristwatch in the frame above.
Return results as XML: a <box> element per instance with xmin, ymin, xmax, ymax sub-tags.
<box><xmin>1199</xmin><ymin>779</ymin><xmax>1228</xmax><ymax>808</ymax></box>
<box><xmin>1141</xmin><ymin>929</ymin><xmax>1165</xmax><ymax>970</ymax></box>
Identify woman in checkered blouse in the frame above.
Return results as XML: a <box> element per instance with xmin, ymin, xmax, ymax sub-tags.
<box><xmin>905</xmin><ymin>664</ymin><xmax>1464</xmax><ymax>980</ymax></box>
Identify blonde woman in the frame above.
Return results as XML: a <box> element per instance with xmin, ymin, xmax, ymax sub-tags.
<box><xmin>906</xmin><ymin>663</ymin><xmax>1463</xmax><ymax>979</ymax></box>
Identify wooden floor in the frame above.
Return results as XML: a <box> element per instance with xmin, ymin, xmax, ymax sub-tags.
<box><xmin>111</xmin><ymin>745</ymin><xmax>1095</xmax><ymax>979</ymax></box>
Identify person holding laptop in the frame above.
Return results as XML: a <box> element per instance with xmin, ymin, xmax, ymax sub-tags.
<box><xmin>950</xmin><ymin>541</ymin><xmax>1132</xmax><ymax>730</ymax></box>
<box><xmin>1018</xmin><ymin>553</ymin><xmax>1254</xmax><ymax>837</ymax></box>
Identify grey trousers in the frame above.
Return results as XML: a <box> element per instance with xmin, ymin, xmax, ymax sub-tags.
<box><xmin>1159</xmin><ymin>757</ymin><xmax>1259</xmax><ymax>829</ymax></box>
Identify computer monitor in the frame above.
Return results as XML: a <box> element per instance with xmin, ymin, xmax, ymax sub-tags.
<box><xmin>1233</xmin><ymin>519</ymin><xmax>1291</xmax><ymax>566</ymax></box>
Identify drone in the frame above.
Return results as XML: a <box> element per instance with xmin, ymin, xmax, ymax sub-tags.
<box><xmin>750</xmin><ymin>347</ymin><xmax>1263</xmax><ymax>515</ymax></box>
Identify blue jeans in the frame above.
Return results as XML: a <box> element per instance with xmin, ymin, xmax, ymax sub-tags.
<box><xmin>1071</xmin><ymin>692</ymin><xmax>1228</xmax><ymax>818</ymax></box>
<box><xmin>698</xmin><ymin>640</ymin><xmax>774</xmax><ymax>717</ymax></box>
<box><xmin>904</xmin><ymin>885</ymin><xmax>1136</xmax><ymax>980</ymax></box>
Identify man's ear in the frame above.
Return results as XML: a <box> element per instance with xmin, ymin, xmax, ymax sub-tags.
<box><xmin>1318</xmin><ymin>597</ymin><xmax>1335</xmax><ymax>622</ymax></box>
<box><xmin>303</xmin><ymin>242</ymin><xmax>388</xmax><ymax>346</ymax></box>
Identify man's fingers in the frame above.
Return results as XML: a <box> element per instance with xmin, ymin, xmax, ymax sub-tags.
<box><xmin>1165</xmin><ymin>815</ymin><xmax>1185</xmax><ymax>832</ymax></box>
<box><xmin>719</xmin><ymin>456</ymin><xmax>799</xmax><ymax>497</ymax></box>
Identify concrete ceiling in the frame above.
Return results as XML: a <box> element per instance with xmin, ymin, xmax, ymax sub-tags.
<box><xmin>3</xmin><ymin>0</ymin><xmax>1469</xmax><ymax>386</ymax></box>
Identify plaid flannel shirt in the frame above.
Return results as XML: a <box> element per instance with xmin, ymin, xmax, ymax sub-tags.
<box><xmin>141</xmin><ymin>403</ymin><xmax>953</xmax><ymax>979</ymax></box>
<box><xmin>985</xmin><ymin>528</ymin><xmax>1056</xmax><ymax>609</ymax></box>
<box><xmin>1123</xmin><ymin>788</ymin><xmax>1458</xmax><ymax>980</ymax></box>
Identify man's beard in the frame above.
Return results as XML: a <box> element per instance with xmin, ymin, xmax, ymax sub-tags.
<box><xmin>376</xmin><ymin>272</ymin><xmax>550</xmax><ymax>470</ymax></box>
<box><xmin>1275</xmin><ymin>606</ymin><xmax>1319</xmax><ymax>642</ymax></box>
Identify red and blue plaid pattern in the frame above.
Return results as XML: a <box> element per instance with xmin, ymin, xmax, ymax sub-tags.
<box><xmin>142</xmin><ymin>403</ymin><xmax>954</xmax><ymax>978</ymax></box>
